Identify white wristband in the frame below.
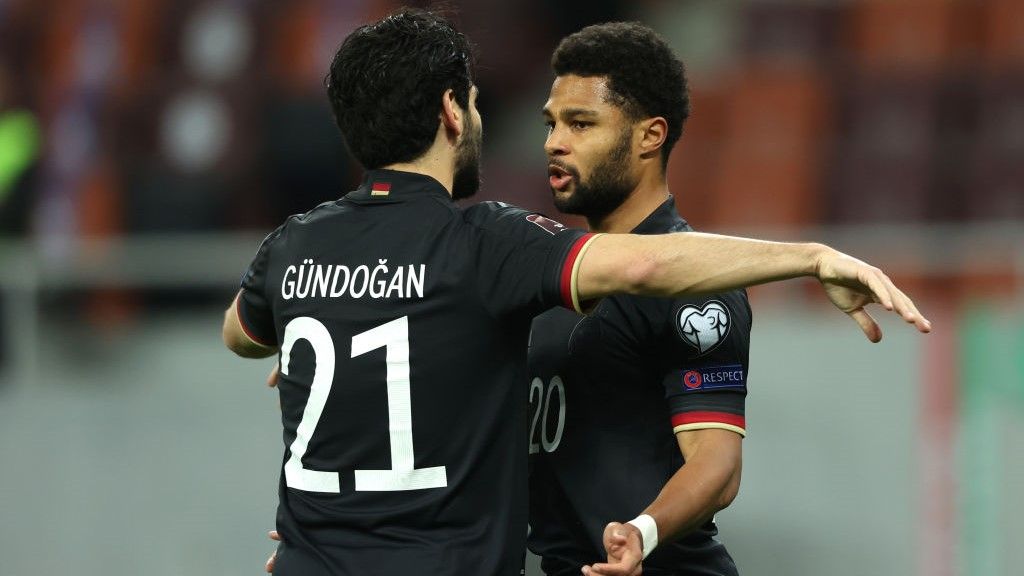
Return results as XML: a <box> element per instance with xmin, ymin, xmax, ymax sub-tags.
<box><xmin>626</xmin><ymin>514</ymin><xmax>658</xmax><ymax>559</ymax></box>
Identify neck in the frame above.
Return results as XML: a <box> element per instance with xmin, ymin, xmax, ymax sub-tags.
<box><xmin>586</xmin><ymin>168</ymin><xmax>670</xmax><ymax>233</ymax></box>
<box><xmin>384</xmin><ymin>147</ymin><xmax>456</xmax><ymax>197</ymax></box>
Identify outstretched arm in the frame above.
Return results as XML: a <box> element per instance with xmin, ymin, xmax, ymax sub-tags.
<box><xmin>575</xmin><ymin>233</ymin><xmax>931</xmax><ymax>340</ymax></box>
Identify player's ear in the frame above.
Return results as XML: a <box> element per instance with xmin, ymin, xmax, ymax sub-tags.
<box><xmin>638</xmin><ymin>117</ymin><xmax>667</xmax><ymax>159</ymax></box>
<box><xmin>440</xmin><ymin>89</ymin><xmax>464</xmax><ymax>140</ymax></box>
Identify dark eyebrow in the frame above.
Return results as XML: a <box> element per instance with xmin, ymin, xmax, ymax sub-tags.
<box><xmin>560</xmin><ymin>108</ymin><xmax>599</xmax><ymax>118</ymax></box>
<box><xmin>541</xmin><ymin>107</ymin><xmax>600</xmax><ymax>119</ymax></box>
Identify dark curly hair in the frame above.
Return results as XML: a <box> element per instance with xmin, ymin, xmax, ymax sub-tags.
<box><xmin>325</xmin><ymin>9</ymin><xmax>474</xmax><ymax>169</ymax></box>
<box><xmin>552</xmin><ymin>22</ymin><xmax>689</xmax><ymax>168</ymax></box>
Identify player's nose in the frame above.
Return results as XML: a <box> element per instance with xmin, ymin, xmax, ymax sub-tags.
<box><xmin>545</xmin><ymin>126</ymin><xmax>569</xmax><ymax>157</ymax></box>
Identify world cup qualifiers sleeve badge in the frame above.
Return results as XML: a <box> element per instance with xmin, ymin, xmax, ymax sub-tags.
<box><xmin>676</xmin><ymin>300</ymin><xmax>730</xmax><ymax>355</ymax></box>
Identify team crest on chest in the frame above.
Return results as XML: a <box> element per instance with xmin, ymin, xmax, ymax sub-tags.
<box><xmin>676</xmin><ymin>300</ymin><xmax>730</xmax><ymax>355</ymax></box>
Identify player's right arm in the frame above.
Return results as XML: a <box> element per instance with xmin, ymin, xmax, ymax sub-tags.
<box><xmin>574</xmin><ymin>232</ymin><xmax>932</xmax><ymax>340</ymax></box>
<box><xmin>223</xmin><ymin>290</ymin><xmax>278</xmax><ymax>358</ymax></box>
<box><xmin>223</xmin><ymin>225</ymin><xmax>284</xmax><ymax>358</ymax></box>
<box><xmin>586</xmin><ymin>429</ymin><xmax>743</xmax><ymax>576</ymax></box>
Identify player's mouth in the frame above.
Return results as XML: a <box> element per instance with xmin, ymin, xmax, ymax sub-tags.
<box><xmin>548</xmin><ymin>163</ymin><xmax>575</xmax><ymax>192</ymax></box>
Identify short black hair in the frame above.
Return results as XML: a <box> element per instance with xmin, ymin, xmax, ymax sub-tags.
<box><xmin>552</xmin><ymin>22</ymin><xmax>689</xmax><ymax>167</ymax></box>
<box><xmin>325</xmin><ymin>9</ymin><xmax>473</xmax><ymax>169</ymax></box>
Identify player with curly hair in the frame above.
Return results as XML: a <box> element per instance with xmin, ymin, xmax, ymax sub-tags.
<box><xmin>530</xmin><ymin>23</ymin><xmax>750</xmax><ymax>576</ymax></box>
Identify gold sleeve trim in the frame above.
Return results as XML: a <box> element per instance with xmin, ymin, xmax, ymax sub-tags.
<box><xmin>570</xmin><ymin>233</ymin><xmax>603</xmax><ymax>314</ymax></box>
<box><xmin>673</xmin><ymin>422</ymin><xmax>747</xmax><ymax>438</ymax></box>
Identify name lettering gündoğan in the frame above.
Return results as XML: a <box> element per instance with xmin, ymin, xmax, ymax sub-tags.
<box><xmin>281</xmin><ymin>259</ymin><xmax>426</xmax><ymax>300</ymax></box>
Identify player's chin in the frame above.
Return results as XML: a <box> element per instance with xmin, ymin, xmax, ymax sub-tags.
<box><xmin>551</xmin><ymin>189</ymin><xmax>581</xmax><ymax>215</ymax></box>
<box><xmin>550</xmin><ymin>185</ymin><xmax>575</xmax><ymax>202</ymax></box>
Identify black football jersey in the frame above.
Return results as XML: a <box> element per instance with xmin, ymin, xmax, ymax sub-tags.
<box><xmin>527</xmin><ymin>197</ymin><xmax>751</xmax><ymax>576</ymax></box>
<box><xmin>236</xmin><ymin>169</ymin><xmax>597</xmax><ymax>576</ymax></box>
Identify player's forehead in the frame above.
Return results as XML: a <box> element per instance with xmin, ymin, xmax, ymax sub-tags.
<box><xmin>542</xmin><ymin>74</ymin><xmax>620</xmax><ymax>119</ymax></box>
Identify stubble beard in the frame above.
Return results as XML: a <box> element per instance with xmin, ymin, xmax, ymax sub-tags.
<box><xmin>551</xmin><ymin>128</ymin><xmax>635</xmax><ymax>219</ymax></box>
<box><xmin>451</xmin><ymin>117</ymin><xmax>482</xmax><ymax>201</ymax></box>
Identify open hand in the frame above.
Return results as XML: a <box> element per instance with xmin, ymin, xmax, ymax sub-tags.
<box><xmin>815</xmin><ymin>248</ymin><xmax>931</xmax><ymax>342</ymax></box>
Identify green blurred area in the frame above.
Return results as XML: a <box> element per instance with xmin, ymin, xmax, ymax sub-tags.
<box><xmin>0</xmin><ymin>110</ymin><xmax>39</xmax><ymax>201</ymax></box>
<box><xmin>961</xmin><ymin>306</ymin><xmax>1024</xmax><ymax>576</ymax></box>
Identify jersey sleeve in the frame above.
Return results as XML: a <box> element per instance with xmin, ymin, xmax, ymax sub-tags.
<box><xmin>463</xmin><ymin>202</ymin><xmax>599</xmax><ymax>317</ymax></box>
<box><xmin>236</xmin><ymin>226</ymin><xmax>284</xmax><ymax>347</ymax></box>
<box><xmin>660</xmin><ymin>291</ymin><xmax>752</xmax><ymax>437</ymax></box>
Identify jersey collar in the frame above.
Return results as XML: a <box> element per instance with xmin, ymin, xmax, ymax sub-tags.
<box><xmin>345</xmin><ymin>169</ymin><xmax>453</xmax><ymax>203</ymax></box>
<box><xmin>630</xmin><ymin>195</ymin><xmax>691</xmax><ymax>234</ymax></box>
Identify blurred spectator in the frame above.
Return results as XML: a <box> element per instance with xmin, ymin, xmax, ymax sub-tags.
<box><xmin>0</xmin><ymin>58</ymin><xmax>41</xmax><ymax>235</ymax></box>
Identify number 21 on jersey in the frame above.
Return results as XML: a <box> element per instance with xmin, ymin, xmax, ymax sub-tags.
<box><xmin>279</xmin><ymin>315</ymin><xmax>447</xmax><ymax>493</ymax></box>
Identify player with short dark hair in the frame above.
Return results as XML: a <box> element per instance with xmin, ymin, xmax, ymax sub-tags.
<box><xmin>223</xmin><ymin>9</ymin><xmax>930</xmax><ymax>576</ymax></box>
<box><xmin>324</xmin><ymin>9</ymin><xmax>477</xmax><ymax>196</ymax></box>
<box><xmin>552</xmin><ymin>20</ymin><xmax>688</xmax><ymax>172</ymax></box>
<box><xmin>531</xmin><ymin>22</ymin><xmax>747</xmax><ymax>576</ymax></box>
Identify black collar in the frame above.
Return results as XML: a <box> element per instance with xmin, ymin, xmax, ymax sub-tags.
<box><xmin>630</xmin><ymin>195</ymin><xmax>690</xmax><ymax>234</ymax></box>
<box><xmin>345</xmin><ymin>169</ymin><xmax>453</xmax><ymax>203</ymax></box>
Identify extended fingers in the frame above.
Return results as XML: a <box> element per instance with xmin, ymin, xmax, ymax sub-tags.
<box><xmin>891</xmin><ymin>285</ymin><xmax>932</xmax><ymax>333</ymax></box>
<box><xmin>865</xmin><ymin>266</ymin><xmax>935</xmax><ymax>334</ymax></box>
<box><xmin>874</xmin><ymin>273</ymin><xmax>933</xmax><ymax>334</ymax></box>
<box><xmin>861</xmin><ymin>267</ymin><xmax>894</xmax><ymax>311</ymax></box>
<box><xmin>583</xmin><ymin>565</ymin><xmax>618</xmax><ymax>576</ymax></box>
<box><xmin>584</xmin><ymin>562</ymin><xmax>638</xmax><ymax>576</ymax></box>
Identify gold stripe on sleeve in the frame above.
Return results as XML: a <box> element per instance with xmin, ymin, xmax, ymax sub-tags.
<box><xmin>569</xmin><ymin>233</ymin><xmax>603</xmax><ymax>314</ymax></box>
<box><xmin>673</xmin><ymin>422</ymin><xmax>747</xmax><ymax>437</ymax></box>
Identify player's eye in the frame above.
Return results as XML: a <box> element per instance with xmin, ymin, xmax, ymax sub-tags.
<box><xmin>570</xmin><ymin>121</ymin><xmax>591</xmax><ymax>131</ymax></box>
<box><xmin>544</xmin><ymin>120</ymin><xmax>554</xmax><ymax>134</ymax></box>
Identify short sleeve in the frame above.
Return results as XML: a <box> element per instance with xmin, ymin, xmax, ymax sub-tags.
<box><xmin>660</xmin><ymin>291</ymin><xmax>752</xmax><ymax>437</ymax></box>
<box><xmin>463</xmin><ymin>202</ymin><xmax>599</xmax><ymax>317</ymax></box>
<box><xmin>236</xmin><ymin>226</ymin><xmax>284</xmax><ymax>347</ymax></box>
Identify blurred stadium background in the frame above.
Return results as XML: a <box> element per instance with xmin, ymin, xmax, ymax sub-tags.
<box><xmin>0</xmin><ymin>0</ymin><xmax>1021</xmax><ymax>574</ymax></box>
